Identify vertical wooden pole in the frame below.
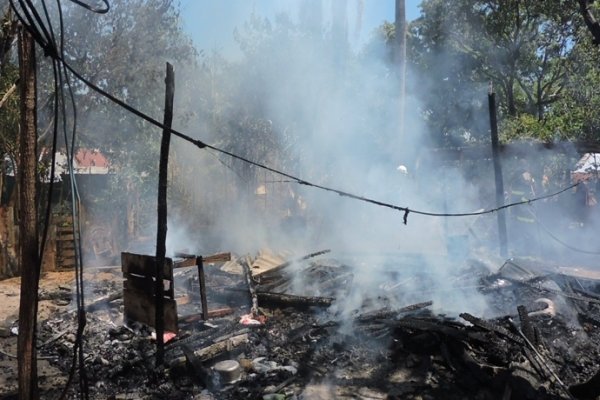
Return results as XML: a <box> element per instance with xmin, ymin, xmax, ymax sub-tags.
<box><xmin>395</xmin><ymin>0</ymin><xmax>407</xmax><ymax>144</ymax></box>
<box><xmin>197</xmin><ymin>257</ymin><xmax>208</xmax><ymax>320</ymax></box>
<box><xmin>488</xmin><ymin>84</ymin><xmax>508</xmax><ymax>257</ymax></box>
<box><xmin>17</xmin><ymin>27</ymin><xmax>39</xmax><ymax>400</ymax></box>
<box><xmin>155</xmin><ymin>62</ymin><xmax>174</xmax><ymax>366</ymax></box>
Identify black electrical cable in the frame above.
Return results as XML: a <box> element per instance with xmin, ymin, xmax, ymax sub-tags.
<box><xmin>8</xmin><ymin>0</ymin><xmax>573</xmax><ymax>224</ymax></box>
<box><xmin>55</xmin><ymin>0</ymin><xmax>89</xmax><ymax>398</ymax></box>
<box><xmin>22</xmin><ymin>0</ymin><xmax>89</xmax><ymax>398</ymax></box>
<box><xmin>53</xmin><ymin>51</ymin><xmax>583</xmax><ymax>222</ymax></box>
<box><xmin>67</xmin><ymin>0</ymin><xmax>109</xmax><ymax>13</ymax></box>
<box><xmin>531</xmin><ymin>205</ymin><xmax>600</xmax><ymax>255</ymax></box>
<box><xmin>37</xmin><ymin>0</ymin><xmax>59</xmax><ymax>267</ymax></box>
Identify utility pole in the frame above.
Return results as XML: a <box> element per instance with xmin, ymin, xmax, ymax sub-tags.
<box><xmin>488</xmin><ymin>84</ymin><xmax>508</xmax><ymax>258</ymax></box>
<box><xmin>155</xmin><ymin>62</ymin><xmax>174</xmax><ymax>366</ymax></box>
<box><xmin>17</xmin><ymin>27</ymin><xmax>40</xmax><ymax>400</ymax></box>
<box><xmin>332</xmin><ymin>0</ymin><xmax>349</xmax><ymax>68</ymax></box>
<box><xmin>395</xmin><ymin>0</ymin><xmax>407</xmax><ymax>145</ymax></box>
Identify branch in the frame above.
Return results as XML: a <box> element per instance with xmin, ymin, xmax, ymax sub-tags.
<box><xmin>0</xmin><ymin>81</ymin><xmax>17</xmax><ymax>109</ymax></box>
<box><xmin>578</xmin><ymin>0</ymin><xmax>600</xmax><ymax>45</ymax></box>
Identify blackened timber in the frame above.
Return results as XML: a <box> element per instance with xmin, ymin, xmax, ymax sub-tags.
<box><xmin>241</xmin><ymin>259</ymin><xmax>258</xmax><ymax>314</ymax></box>
<box><xmin>197</xmin><ymin>257</ymin><xmax>208</xmax><ymax>320</ymax></box>
<box><xmin>257</xmin><ymin>291</ymin><xmax>334</xmax><ymax>309</ymax></box>
<box><xmin>517</xmin><ymin>305</ymin><xmax>536</xmax><ymax>345</ymax></box>
<box><xmin>460</xmin><ymin>313</ymin><xmax>524</xmax><ymax>345</ymax></box>
<box><xmin>355</xmin><ymin>301</ymin><xmax>433</xmax><ymax>322</ymax></box>
<box><xmin>173</xmin><ymin>252</ymin><xmax>231</xmax><ymax>268</ymax></box>
<box><xmin>155</xmin><ymin>62</ymin><xmax>174</xmax><ymax>366</ymax></box>
<box><xmin>488</xmin><ymin>86</ymin><xmax>508</xmax><ymax>257</ymax></box>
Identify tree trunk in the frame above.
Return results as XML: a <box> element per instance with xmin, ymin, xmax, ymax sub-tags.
<box><xmin>505</xmin><ymin>77</ymin><xmax>517</xmax><ymax>117</ymax></box>
<box><xmin>578</xmin><ymin>0</ymin><xmax>600</xmax><ymax>45</ymax></box>
<box><xmin>17</xmin><ymin>27</ymin><xmax>39</xmax><ymax>400</ymax></box>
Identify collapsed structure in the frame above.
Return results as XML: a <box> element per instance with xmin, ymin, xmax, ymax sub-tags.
<box><xmin>2</xmin><ymin>247</ymin><xmax>600</xmax><ymax>399</ymax></box>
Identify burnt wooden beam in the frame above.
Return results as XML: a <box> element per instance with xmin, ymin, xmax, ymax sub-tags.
<box><xmin>168</xmin><ymin>333</ymin><xmax>249</xmax><ymax>370</ymax></box>
<box><xmin>241</xmin><ymin>259</ymin><xmax>259</xmax><ymax>314</ymax></box>
<box><xmin>197</xmin><ymin>257</ymin><xmax>208</xmax><ymax>320</ymax></box>
<box><xmin>257</xmin><ymin>291</ymin><xmax>334</xmax><ymax>309</ymax></box>
<box><xmin>155</xmin><ymin>62</ymin><xmax>175</xmax><ymax>366</ymax></box>
<box><xmin>488</xmin><ymin>85</ymin><xmax>508</xmax><ymax>258</ymax></box>
<box><xmin>173</xmin><ymin>252</ymin><xmax>231</xmax><ymax>269</ymax></box>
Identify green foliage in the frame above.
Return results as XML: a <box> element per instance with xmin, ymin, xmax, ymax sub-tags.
<box><xmin>401</xmin><ymin>0</ymin><xmax>587</xmax><ymax>144</ymax></box>
<box><xmin>0</xmin><ymin>64</ymin><xmax>18</xmax><ymax>168</ymax></box>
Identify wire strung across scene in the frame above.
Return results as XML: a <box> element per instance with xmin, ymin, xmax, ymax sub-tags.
<box><xmin>7</xmin><ymin>0</ymin><xmax>590</xmax><ymax>397</ymax></box>
<box><xmin>9</xmin><ymin>0</ymin><xmax>580</xmax><ymax>227</ymax></box>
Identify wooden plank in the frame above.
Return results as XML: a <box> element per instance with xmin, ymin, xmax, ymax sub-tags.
<box><xmin>203</xmin><ymin>252</ymin><xmax>231</xmax><ymax>263</ymax></box>
<box><xmin>173</xmin><ymin>252</ymin><xmax>232</xmax><ymax>269</ymax></box>
<box><xmin>121</xmin><ymin>252</ymin><xmax>173</xmax><ymax>280</ymax></box>
<box><xmin>58</xmin><ymin>249</ymin><xmax>76</xmax><ymax>258</ymax></box>
<box><xmin>123</xmin><ymin>288</ymin><xmax>178</xmax><ymax>333</ymax></box>
<box><xmin>124</xmin><ymin>273</ymin><xmax>172</xmax><ymax>298</ymax></box>
<box><xmin>56</xmin><ymin>233</ymin><xmax>75</xmax><ymax>242</ymax></box>
<box><xmin>173</xmin><ymin>258</ymin><xmax>197</xmax><ymax>269</ymax></box>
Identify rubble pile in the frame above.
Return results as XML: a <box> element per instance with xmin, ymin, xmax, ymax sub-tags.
<box><xmin>3</xmin><ymin>252</ymin><xmax>600</xmax><ymax>399</ymax></box>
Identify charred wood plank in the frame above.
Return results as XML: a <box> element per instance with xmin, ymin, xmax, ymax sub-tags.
<box><xmin>173</xmin><ymin>252</ymin><xmax>231</xmax><ymax>269</ymax></box>
<box><xmin>355</xmin><ymin>301</ymin><xmax>433</xmax><ymax>323</ymax></box>
<box><xmin>241</xmin><ymin>259</ymin><xmax>259</xmax><ymax>314</ymax></box>
<box><xmin>181</xmin><ymin>344</ymin><xmax>215</xmax><ymax>388</ymax></box>
<box><xmin>168</xmin><ymin>333</ymin><xmax>249</xmax><ymax>369</ymax></box>
<box><xmin>257</xmin><ymin>291</ymin><xmax>334</xmax><ymax>309</ymax></box>
<box><xmin>390</xmin><ymin>317</ymin><xmax>464</xmax><ymax>338</ymax></box>
<box><xmin>509</xmin><ymin>320</ymin><xmax>573</xmax><ymax>398</ymax></box>
<box><xmin>460</xmin><ymin>313</ymin><xmax>524</xmax><ymax>345</ymax></box>
<box><xmin>517</xmin><ymin>305</ymin><xmax>536</xmax><ymax>345</ymax></box>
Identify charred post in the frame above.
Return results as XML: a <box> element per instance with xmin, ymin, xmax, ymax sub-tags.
<box><xmin>488</xmin><ymin>85</ymin><xmax>508</xmax><ymax>257</ymax></box>
<box><xmin>155</xmin><ymin>62</ymin><xmax>175</xmax><ymax>366</ymax></box>
<box><xmin>197</xmin><ymin>257</ymin><xmax>209</xmax><ymax>320</ymax></box>
<box><xmin>395</xmin><ymin>0</ymin><xmax>407</xmax><ymax>144</ymax></box>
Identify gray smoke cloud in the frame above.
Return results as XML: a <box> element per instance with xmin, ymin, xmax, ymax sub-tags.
<box><xmin>37</xmin><ymin>0</ymin><xmax>598</xmax><ymax>319</ymax></box>
<box><xmin>163</xmin><ymin>1</ymin><xmax>500</xmax><ymax>319</ymax></box>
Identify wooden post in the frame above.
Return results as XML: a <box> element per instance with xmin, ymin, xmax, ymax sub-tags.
<box><xmin>155</xmin><ymin>62</ymin><xmax>174</xmax><ymax>366</ymax></box>
<box><xmin>17</xmin><ymin>27</ymin><xmax>40</xmax><ymax>400</ymax></box>
<box><xmin>488</xmin><ymin>84</ymin><xmax>508</xmax><ymax>257</ymax></box>
<box><xmin>395</xmin><ymin>0</ymin><xmax>407</xmax><ymax>144</ymax></box>
<box><xmin>196</xmin><ymin>257</ymin><xmax>208</xmax><ymax>320</ymax></box>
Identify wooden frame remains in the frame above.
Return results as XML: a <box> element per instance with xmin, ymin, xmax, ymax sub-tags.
<box><xmin>121</xmin><ymin>251</ymin><xmax>232</xmax><ymax>335</ymax></box>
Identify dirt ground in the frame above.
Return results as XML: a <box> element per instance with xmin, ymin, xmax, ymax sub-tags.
<box><xmin>0</xmin><ymin>270</ymin><xmax>104</xmax><ymax>398</ymax></box>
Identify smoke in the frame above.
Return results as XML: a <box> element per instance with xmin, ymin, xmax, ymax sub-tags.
<box><xmin>157</xmin><ymin>1</ymin><xmax>503</xmax><ymax>320</ymax></box>
<box><xmin>40</xmin><ymin>1</ymin><xmax>600</xmax><ymax>320</ymax></box>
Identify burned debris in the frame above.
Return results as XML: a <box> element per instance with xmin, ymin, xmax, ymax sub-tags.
<box><xmin>2</xmin><ymin>251</ymin><xmax>600</xmax><ymax>399</ymax></box>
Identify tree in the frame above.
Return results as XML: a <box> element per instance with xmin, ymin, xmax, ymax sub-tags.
<box><xmin>35</xmin><ymin>0</ymin><xmax>197</xmax><ymax>240</ymax></box>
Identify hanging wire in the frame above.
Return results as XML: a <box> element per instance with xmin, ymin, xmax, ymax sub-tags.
<box><xmin>66</xmin><ymin>0</ymin><xmax>109</xmax><ymax>14</ymax></box>
<box><xmin>10</xmin><ymin>0</ymin><xmax>89</xmax><ymax>398</ymax></box>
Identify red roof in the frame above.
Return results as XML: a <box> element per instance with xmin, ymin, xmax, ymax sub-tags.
<box><xmin>74</xmin><ymin>149</ymin><xmax>109</xmax><ymax>168</ymax></box>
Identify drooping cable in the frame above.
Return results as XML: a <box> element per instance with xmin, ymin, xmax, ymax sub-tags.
<box><xmin>32</xmin><ymin>43</ymin><xmax>587</xmax><ymax>222</ymax></box>
<box><xmin>66</xmin><ymin>0</ymin><xmax>109</xmax><ymax>14</ymax></box>
<box><xmin>53</xmin><ymin>0</ymin><xmax>89</xmax><ymax>398</ymax></box>
<box><xmin>6</xmin><ymin>2</ymin><xmax>576</xmax><ymax>224</ymax></box>
<box><xmin>531</xmin><ymin>205</ymin><xmax>600</xmax><ymax>255</ymax></box>
<box><xmin>18</xmin><ymin>0</ymin><xmax>89</xmax><ymax>398</ymax></box>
